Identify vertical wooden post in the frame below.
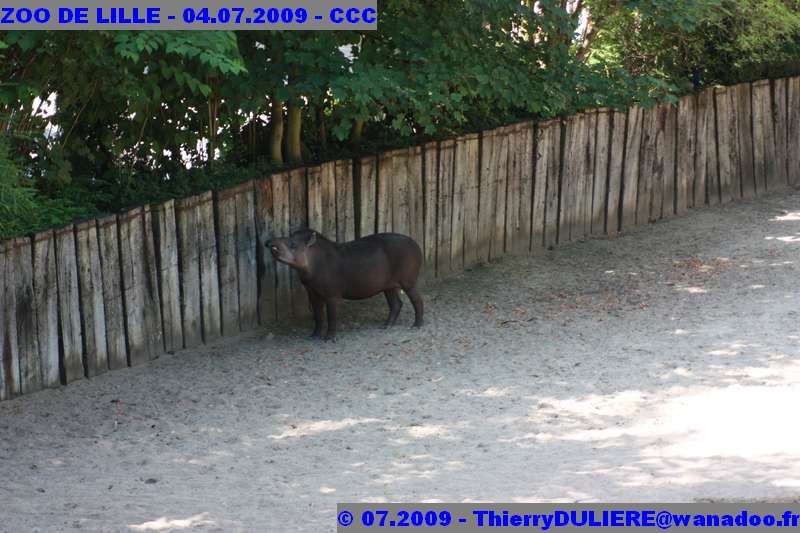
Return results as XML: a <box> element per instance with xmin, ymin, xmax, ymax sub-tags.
<box><xmin>406</xmin><ymin>147</ymin><xmax>424</xmax><ymax>250</ymax></box>
<box><xmin>606</xmin><ymin>110</ymin><xmax>626</xmax><ymax>234</ymax></box>
<box><xmin>460</xmin><ymin>135</ymin><xmax>481</xmax><ymax>266</ymax></box>
<box><xmin>307</xmin><ymin>165</ymin><xmax>323</xmax><ymax>235</ymax></box>
<box><xmin>517</xmin><ymin>122</ymin><xmax>535</xmax><ymax>252</ymax></box>
<box><xmin>0</xmin><ymin>241</ymin><xmax>21</xmax><ymax>399</ymax></box>
<box><xmin>437</xmin><ymin>140</ymin><xmax>455</xmax><ymax>276</ymax></box>
<box><xmin>453</xmin><ymin>135</ymin><xmax>477</xmax><ymax>269</ymax></box>
<box><xmin>543</xmin><ymin>120</ymin><xmax>562</xmax><ymax>248</ymax></box>
<box><xmin>450</xmin><ymin>139</ymin><xmax>466</xmax><ymax>272</ymax></box>
<box><xmin>12</xmin><ymin>237</ymin><xmax>39</xmax><ymax>394</ymax></box>
<box><xmin>637</xmin><ymin>106</ymin><xmax>657</xmax><ymax>224</ymax></box>
<box><xmin>175</xmin><ymin>197</ymin><xmax>202</xmax><ymax>348</ymax></box>
<box><xmin>735</xmin><ymin>82</ymin><xmax>756</xmax><ymax>197</ymax></box>
<box><xmin>377</xmin><ymin>151</ymin><xmax>394</xmax><ymax>234</ymax></box>
<box><xmin>478</xmin><ymin>130</ymin><xmax>496</xmax><ymax>262</ymax></box>
<box><xmin>752</xmin><ymin>79</ymin><xmax>774</xmax><ymax>194</ymax></box>
<box><xmin>676</xmin><ymin>95</ymin><xmax>697</xmax><ymax>212</ymax></box>
<box><xmin>703</xmin><ymin>88</ymin><xmax>721</xmax><ymax>205</ymax></box>
<box><xmin>492</xmin><ymin>127</ymin><xmax>510</xmax><ymax>258</ymax></box>
<box><xmin>97</xmin><ymin>215</ymin><xmax>128</xmax><ymax>369</ymax></box>
<box><xmin>391</xmin><ymin>149</ymin><xmax>411</xmax><ymax>237</ymax></box>
<box><xmin>695</xmin><ymin>90</ymin><xmax>712</xmax><ymax>205</ymax></box>
<box><xmin>506</xmin><ymin>122</ymin><xmax>535</xmax><ymax>253</ymax></box>
<box><xmin>423</xmin><ymin>142</ymin><xmax>439</xmax><ymax>271</ymax></box>
<box><xmin>153</xmin><ymin>201</ymin><xmax>183</xmax><ymax>353</ymax></box>
<box><xmin>715</xmin><ymin>86</ymin><xmax>738</xmax><ymax>203</ymax></box>
<box><xmin>358</xmin><ymin>156</ymin><xmax>377</xmax><ymax>238</ymax></box>
<box><xmin>271</xmin><ymin>172</ymin><xmax>292</xmax><ymax>320</ymax></box>
<box><xmin>788</xmin><ymin>76</ymin><xmax>800</xmax><ymax>187</ymax></box>
<box><xmin>289</xmin><ymin>168</ymin><xmax>308</xmax><ymax>318</ymax></box>
<box><xmin>320</xmin><ymin>162</ymin><xmax>338</xmax><ymax>239</ymax></box>
<box><xmin>197</xmin><ymin>192</ymin><xmax>221</xmax><ymax>340</ymax></box>
<box><xmin>335</xmin><ymin>160</ymin><xmax>356</xmax><ymax>243</ymax></box>
<box><xmin>75</xmin><ymin>220</ymin><xmax>108</xmax><ymax>377</ymax></box>
<box><xmin>580</xmin><ymin>111</ymin><xmax>597</xmax><ymax>238</ymax></box>
<box><xmin>531</xmin><ymin>122</ymin><xmax>547</xmax><ymax>250</ymax></box>
<box><xmin>55</xmin><ymin>225</ymin><xmax>83</xmax><ymax>380</ymax></box>
<box><xmin>32</xmin><ymin>230</ymin><xmax>60</xmax><ymax>387</ymax></box>
<box><xmin>621</xmin><ymin>107</ymin><xmax>643</xmax><ymax>229</ymax></box>
<box><xmin>504</xmin><ymin>124</ymin><xmax>522</xmax><ymax>253</ymax></box>
<box><xmin>661</xmin><ymin>104</ymin><xmax>677</xmax><ymax>217</ymax></box>
<box><xmin>592</xmin><ymin>110</ymin><xmax>611</xmax><ymax>235</ymax></box>
<box><xmin>561</xmin><ymin>113</ymin><xmax>587</xmax><ymax>241</ymax></box>
<box><xmin>235</xmin><ymin>181</ymin><xmax>259</xmax><ymax>331</ymax></box>
<box><xmin>725</xmin><ymin>87</ymin><xmax>742</xmax><ymax>200</ymax></box>
<box><xmin>119</xmin><ymin>208</ymin><xmax>163</xmax><ymax>365</ymax></box>
<box><xmin>773</xmin><ymin>78</ymin><xmax>789</xmax><ymax>188</ymax></box>
<box><xmin>646</xmin><ymin>103</ymin><xmax>673</xmax><ymax>221</ymax></box>
<box><xmin>141</xmin><ymin>205</ymin><xmax>164</xmax><ymax>358</ymax></box>
<box><xmin>216</xmin><ymin>187</ymin><xmax>240</xmax><ymax>336</ymax></box>
<box><xmin>254</xmin><ymin>177</ymin><xmax>278</xmax><ymax>323</ymax></box>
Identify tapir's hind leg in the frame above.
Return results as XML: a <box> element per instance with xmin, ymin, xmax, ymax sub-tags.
<box><xmin>403</xmin><ymin>285</ymin><xmax>424</xmax><ymax>328</ymax></box>
<box><xmin>384</xmin><ymin>288</ymin><xmax>403</xmax><ymax>326</ymax></box>
<box><xmin>308</xmin><ymin>289</ymin><xmax>325</xmax><ymax>339</ymax></box>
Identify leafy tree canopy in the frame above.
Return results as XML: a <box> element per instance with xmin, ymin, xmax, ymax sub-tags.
<box><xmin>0</xmin><ymin>0</ymin><xmax>797</xmax><ymax>238</ymax></box>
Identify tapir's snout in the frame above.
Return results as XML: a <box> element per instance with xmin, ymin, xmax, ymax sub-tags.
<box><xmin>266</xmin><ymin>238</ymin><xmax>289</xmax><ymax>263</ymax></box>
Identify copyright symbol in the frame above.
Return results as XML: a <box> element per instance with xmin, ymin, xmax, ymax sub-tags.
<box><xmin>656</xmin><ymin>510</ymin><xmax>673</xmax><ymax>530</ymax></box>
<box><xmin>338</xmin><ymin>510</ymin><xmax>354</xmax><ymax>527</ymax></box>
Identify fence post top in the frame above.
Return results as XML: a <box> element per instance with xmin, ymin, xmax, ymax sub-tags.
<box><xmin>32</xmin><ymin>229</ymin><xmax>55</xmax><ymax>242</ymax></box>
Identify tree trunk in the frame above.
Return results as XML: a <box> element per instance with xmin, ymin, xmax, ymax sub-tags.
<box><xmin>249</xmin><ymin>120</ymin><xmax>256</xmax><ymax>159</ymax></box>
<box><xmin>576</xmin><ymin>16</ymin><xmax>597</xmax><ymax>61</ymax></box>
<box><xmin>317</xmin><ymin>103</ymin><xmax>328</xmax><ymax>152</ymax></box>
<box><xmin>269</xmin><ymin>93</ymin><xmax>284</xmax><ymax>166</ymax></box>
<box><xmin>285</xmin><ymin>98</ymin><xmax>303</xmax><ymax>164</ymax></box>
<box><xmin>207</xmin><ymin>96</ymin><xmax>217</xmax><ymax>163</ymax></box>
<box><xmin>350</xmin><ymin>119</ymin><xmax>364</xmax><ymax>146</ymax></box>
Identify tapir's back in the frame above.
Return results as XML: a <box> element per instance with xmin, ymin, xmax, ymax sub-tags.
<box><xmin>357</xmin><ymin>233</ymin><xmax>421</xmax><ymax>272</ymax></box>
<box><xmin>336</xmin><ymin>233</ymin><xmax>422</xmax><ymax>298</ymax></box>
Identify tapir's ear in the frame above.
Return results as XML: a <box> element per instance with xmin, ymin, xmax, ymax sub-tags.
<box><xmin>307</xmin><ymin>231</ymin><xmax>317</xmax><ymax>247</ymax></box>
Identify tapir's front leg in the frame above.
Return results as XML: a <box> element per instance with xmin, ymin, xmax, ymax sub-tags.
<box><xmin>307</xmin><ymin>288</ymin><xmax>325</xmax><ymax>339</ymax></box>
<box><xmin>324</xmin><ymin>299</ymin><xmax>339</xmax><ymax>342</ymax></box>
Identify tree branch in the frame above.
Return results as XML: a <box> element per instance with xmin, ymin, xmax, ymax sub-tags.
<box><xmin>60</xmin><ymin>79</ymin><xmax>97</xmax><ymax>149</ymax></box>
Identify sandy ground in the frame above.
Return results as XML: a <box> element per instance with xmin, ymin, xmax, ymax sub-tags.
<box><xmin>3</xmin><ymin>191</ymin><xmax>800</xmax><ymax>532</ymax></box>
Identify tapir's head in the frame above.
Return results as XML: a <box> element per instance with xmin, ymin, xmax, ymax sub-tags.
<box><xmin>267</xmin><ymin>229</ymin><xmax>320</xmax><ymax>271</ymax></box>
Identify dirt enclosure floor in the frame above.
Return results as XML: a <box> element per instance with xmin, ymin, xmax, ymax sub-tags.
<box><xmin>4</xmin><ymin>191</ymin><xmax>800</xmax><ymax>532</ymax></box>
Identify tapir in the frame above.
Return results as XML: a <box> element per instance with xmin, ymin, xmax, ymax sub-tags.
<box><xmin>267</xmin><ymin>229</ymin><xmax>424</xmax><ymax>341</ymax></box>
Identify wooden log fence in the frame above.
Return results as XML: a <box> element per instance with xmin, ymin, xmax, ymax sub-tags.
<box><xmin>1</xmin><ymin>77</ymin><xmax>800</xmax><ymax>402</ymax></box>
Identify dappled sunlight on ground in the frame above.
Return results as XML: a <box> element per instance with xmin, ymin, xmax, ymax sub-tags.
<box><xmin>269</xmin><ymin>417</ymin><xmax>384</xmax><ymax>439</ymax></box>
<box><xmin>771</xmin><ymin>211</ymin><xmax>800</xmax><ymax>222</ymax></box>
<box><xmin>128</xmin><ymin>513</ymin><xmax>214</xmax><ymax>531</ymax></box>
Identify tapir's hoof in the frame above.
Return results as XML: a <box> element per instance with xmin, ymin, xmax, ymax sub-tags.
<box><xmin>412</xmin><ymin>320</ymin><xmax>424</xmax><ymax>328</ymax></box>
<box><xmin>309</xmin><ymin>333</ymin><xmax>322</xmax><ymax>340</ymax></box>
<box><xmin>323</xmin><ymin>335</ymin><xmax>337</xmax><ymax>343</ymax></box>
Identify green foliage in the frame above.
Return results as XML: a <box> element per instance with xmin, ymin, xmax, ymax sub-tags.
<box><xmin>707</xmin><ymin>0</ymin><xmax>800</xmax><ymax>83</ymax></box>
<box><xmin>585</xmin><ymin>0</ymin><xmax>800</xmax><ymax>89</ymax></box>
<box><xmin>0</xmin><ymin>135</ymin><xmax>39</xmax><ymax>239</ymax></box>
<box><xmin>0</xmin><ymin>134</ymin><xmax>95</xmax><ymax>240</ymax></box>
<box><xmin>1</xmin><ymin>0</ymin><xmax>795</xmax><ymax>239</ymax></box>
